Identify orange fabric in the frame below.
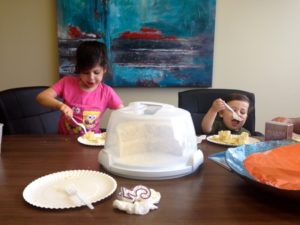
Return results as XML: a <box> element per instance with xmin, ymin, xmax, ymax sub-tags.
<box><xmin>243</xmin><ymin>143</ymin><xmax>300</xmax><ymax>190</ymax></box>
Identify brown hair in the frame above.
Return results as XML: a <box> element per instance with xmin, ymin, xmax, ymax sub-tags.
<box><xmin>225</xmin><ymin>93</ymin><xmax>252</xmax><ymax>113</ymax></box>
<box><xmin>75</xmin><ymin>41</ymin><xmax>108</xmax><ymax>74</ymax></box>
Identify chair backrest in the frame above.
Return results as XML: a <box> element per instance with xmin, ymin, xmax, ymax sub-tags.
<box><xmin>178</xmin><ymin>88</ymin><xmax>256</xmax><ymax>135</ymax></box>
<box><xmin>0</xmin><ymin>86</ymin><xmax>60</xmax><ymax>135</ymax></box>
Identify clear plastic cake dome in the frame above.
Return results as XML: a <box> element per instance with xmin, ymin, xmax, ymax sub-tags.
<box><xmin>98</xmin><ymin>102</ymin><xmax>203</xmax><ymax>180</ymax></box>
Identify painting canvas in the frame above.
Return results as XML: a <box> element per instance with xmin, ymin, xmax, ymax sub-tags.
<box><xmin>57</xmin><ymin>0</ymin><xmax>105</xmax><ymax>74</ymax></box>
<box><xmin>57</xmin><ymin>0</ymin><xmax>216</xmax><ymax>87</ymax></box>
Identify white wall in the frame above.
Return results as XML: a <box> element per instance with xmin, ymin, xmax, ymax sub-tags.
<box><xmin>212</xmin><ymin>0</ymin><xmax>300</xmax><ymax>132</ymax></box>
<box><xmin>1</xmin><ymin>0</ymin><xmax>300</xmax><ymax>133</ymax></box>
<box><xmin>0</xmin><ymin>0</ymin><xmax>58</xmax><ymax>87</ymax></box>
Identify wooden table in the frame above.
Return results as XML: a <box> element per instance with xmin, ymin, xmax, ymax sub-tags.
<box><xmin>0</xmin><ymin>135</ymin><xmax>299</xmax><ymax>225</ymax></box>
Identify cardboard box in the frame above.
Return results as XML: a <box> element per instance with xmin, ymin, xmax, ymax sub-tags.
<box><xmin>265</xmin><ymin>121</ymin><xmax>294</xmax><ymax>141</ymax></box>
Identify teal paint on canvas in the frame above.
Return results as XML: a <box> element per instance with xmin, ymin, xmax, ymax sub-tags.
<box><xmin>57</xmin><ymin>0</ymin><xmax>216</xmax><ymax>87</ymax></box>
<box><xmin>107</xmin><ymin>0</ymin><xmax>215</xmax><ymax>38</ymax></box>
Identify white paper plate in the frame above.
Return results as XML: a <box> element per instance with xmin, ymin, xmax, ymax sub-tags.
<box><xmin>23</xmin><ymin>170</ymin><xmax>117</xmax><ymax>209</ymax></box>
<box><xmin>207</xmin><ymin>135</ymin><xmax>260</xmax><ymax>147</ymax></box>
<box><xmin>77</xmin><ymin>133</ymin><xmax>105</xmax><ymax>146</ymax></box>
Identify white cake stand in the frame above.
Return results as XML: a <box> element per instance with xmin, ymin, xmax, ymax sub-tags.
<box><xmin>98</xmin><ymin>149</ymin><xmax>204</xmax><ymax>180</ymax></box>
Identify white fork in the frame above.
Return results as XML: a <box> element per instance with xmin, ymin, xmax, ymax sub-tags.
<box><xmin>65</xmin><ymin>184</ymin><xmax>94</xmax><ymax>210</ymax></box>
<box><xmin>224</xmin><ymin>102</ymin><xmax>242</xmax><ymax>121</ymax></box>
<box><xmin>71</xmin><ymin>117</ymin><xmax>87</xmax><ymax>134</ymax></box>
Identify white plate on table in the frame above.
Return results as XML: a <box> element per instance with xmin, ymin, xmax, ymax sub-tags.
<box><xmin>292</xmin><ymin>132</ymin><xmax>300</xmax><ymax>142</ymax></box>
<box><xmin>77</xmin><ymin>133</ymin><xmax>105</xmax><ymax>146</ymax></box>
<box><xmin>206</xmin><ymin>135</ymin><xmax>260</xmax><ymax>147</ymax></box>
<box><xmin>23</xmin><ymin>170</ymin><xmax>117</xmax><ymax>209</ymax></box>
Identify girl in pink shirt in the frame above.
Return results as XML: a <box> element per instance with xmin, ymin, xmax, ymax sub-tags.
<box><xmin>37</xmin><ymin>41</ymin><xmax>123</xmax><ymax>135</ymax></box>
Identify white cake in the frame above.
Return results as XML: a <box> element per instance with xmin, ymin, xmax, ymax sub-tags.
<box><xmin>98</xmin><ymin>102</ymin><xmax>203</xmax><ymax>180</ymax></box>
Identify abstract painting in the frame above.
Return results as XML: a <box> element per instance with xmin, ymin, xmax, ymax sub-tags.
<box><xmin>57</xmin><ymin>0</ymin><xmax>216</xmax><ymax>87</ymax></box>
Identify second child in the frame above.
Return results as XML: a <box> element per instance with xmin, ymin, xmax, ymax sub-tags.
<box><xmin>201</xmin><ymin>93</ymin><xmax>251</xmax><ymax>135</ymax></box>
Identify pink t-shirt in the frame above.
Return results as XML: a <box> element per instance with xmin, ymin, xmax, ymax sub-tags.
<box><xmin>52</xmin><ymin>76</ymin><xmax>122</xmax><ymax>135</ymax></box>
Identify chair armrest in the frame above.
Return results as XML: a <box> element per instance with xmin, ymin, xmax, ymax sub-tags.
<box><xmin>252</xmin><ymin>131</ymin><xmax>264</xmax><ymax>137</ymax></box>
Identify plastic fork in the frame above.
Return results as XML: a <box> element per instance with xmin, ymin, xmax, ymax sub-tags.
<box><xmin>71</xmin><ymin>117</ymin><xmax>87</xmax><ymax>134</ymax></box>
<box><xmin>65</xmin><ymin>184</ymin><xmax>94</xmax><ymax>210</ymax></box>
<box><xmin>224</xmin><ymin>102</ymin><xmax>242</xmax><ymax>121</ymax></box>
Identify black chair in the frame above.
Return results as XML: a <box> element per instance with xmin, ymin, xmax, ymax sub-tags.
<box><xmin>0</xmin><ymin>86</ymin><xmax>60</xmax><ymax>135</ymax></box>
<box><xmin>178</xmin><ymin>88</ymin><xmax>261</xmax><ymax>136</ymax></box>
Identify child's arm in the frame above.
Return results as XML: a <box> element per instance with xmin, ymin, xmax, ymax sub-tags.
<box><xmin>291</xmin><ymin>118</ymin><xmax>300</xmax><ymax>134</ymax></box>
<box><xmin>201</xmin><ymin>98</ymin><xmax>225</xmax><ymax>134</ymax></box>
<box><xmin>36</xmin><ymin>87</ymin><xmax>73</xmax><ymax>118</ymax></box>
<box><xmin>116</xmin><ymin>104</ymin><xmax>124</xmax><ymax>109</ymax></box>
<box><xmin>272</xmin><ymin>116</ymin><xmax>300</xmax><ymax>134</ymax></box>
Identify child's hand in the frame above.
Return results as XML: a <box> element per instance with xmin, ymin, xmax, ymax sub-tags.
<box><xmin>272</xmin><ymin>117</ymin><xmax>292</xmax><ymax>124</ymax></box>
<box><xmin>59</xmin><ymin>103</ymin><xmax>73</xmax><ymax>119</ymax></box>
<box><xmin>211</xmin><ymin>98</ymin><xmax>226</xmax><ymax>113</ymax></box>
